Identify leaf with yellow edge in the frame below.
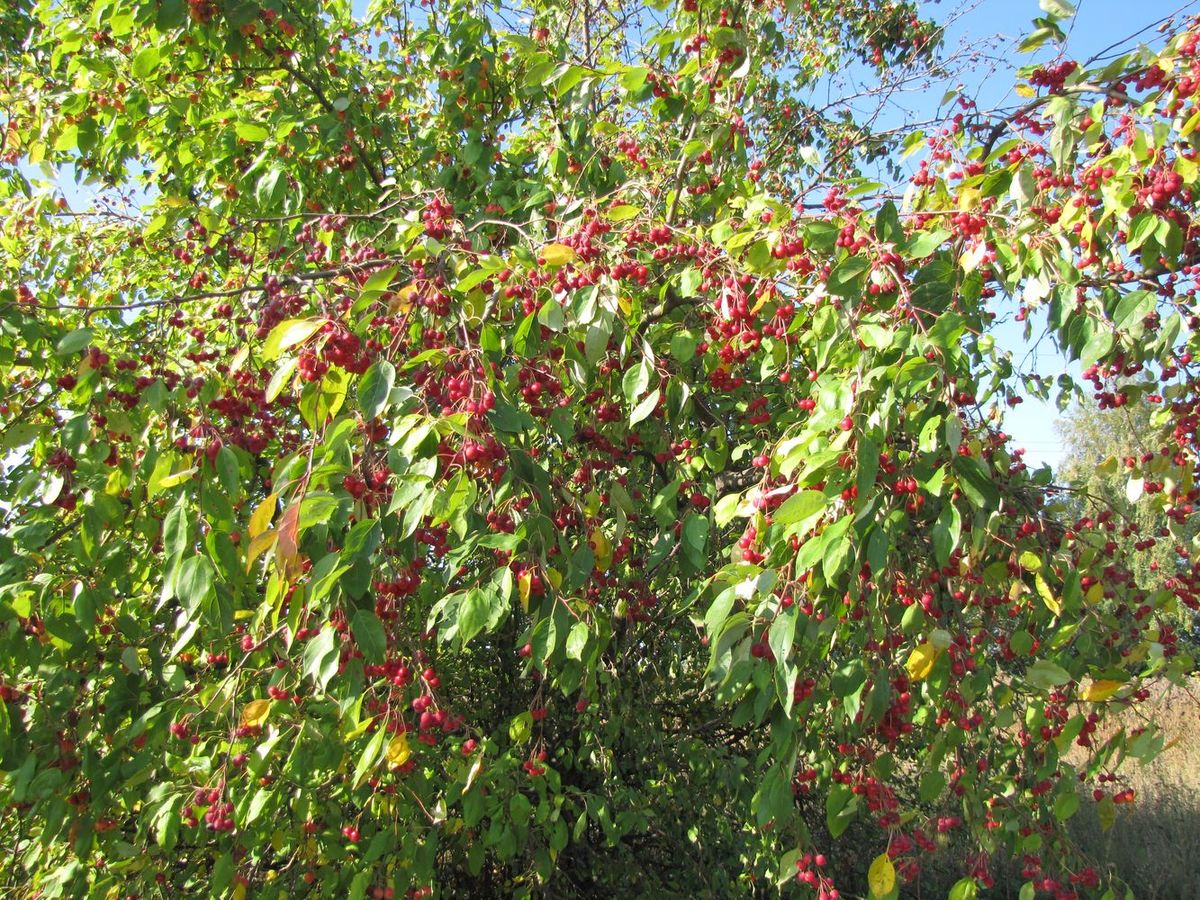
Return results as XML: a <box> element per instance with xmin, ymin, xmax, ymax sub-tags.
<box><xmin>518</xmin><ymin>570</ymin><xmax>532</xmax><ymax>613</ymax></box>
<box><xmin>868</xmin><ymin>852</ymin><xmax>896</xmax><ymax>898</ymax></box>
<box><xmin>386</xmin><ymin>732</ymin><xmax>411</xmax><ymax>768</ymax></box>
<box><xmin>540</xmin><ymin>243</ymin><xmax>577</xmax><ymax>266</ymax></box>
<box><xmin>464</xmin><ymin>754</ymin><xmax>484</xmax><ymax>792</ymax></box>
<box><xmin>1086</xmin><ymin>583</ymin><xmax>1104</xmax><ymax>605</ymax></box>
<box><xmin>1035</xmin><ymin>573</ymin><xmax>1061</xmax><ymax>616</ymax></box>
<box><xmin>905</xmin><ymin>642</ymin><xmax>938</xmax><ymax>681</ymax></box>
<box><xmin>249</xmin><ymin>493</ymin><xmax>278</xmax><ymax>539</ymax></box>
<box><xmin>591</xmin><ymin>528</ymin><xmax>613</xmax><ymax>571</ymax></box>
<box><xmin>240</xmin><ymin>699</ymin><xmax>272</xmax><ymax>727</ymax></box>
<box><xmin>245</xmin><ymin>529</ymin><xmax>277</xmax><ymax>572</ymax></box>
<box><xmin>1079</xmin><ymin>679</ymin><xmax>1123</xmax><ymax>701</ymax></box>
<box><xmin>262</xmin><ymin>318</ymin><xmax>326</xmax><ymax>360</ymax></box>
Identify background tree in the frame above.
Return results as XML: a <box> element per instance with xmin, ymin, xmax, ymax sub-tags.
<box><xmin>1</xmin><ymin>1</ymin><xmax>1198</xmax><ymax>898</ymax></box>
<box><xmin>1057</xmin><ymin>395</ymin><xmax>1200</xmax><ymax>647</ymax></box>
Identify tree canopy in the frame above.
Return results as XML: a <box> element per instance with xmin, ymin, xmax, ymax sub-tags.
<box><xmin>1</xmin><ymin>0</ymin><xmax>1199</xmax><ymax>897</ymax></box>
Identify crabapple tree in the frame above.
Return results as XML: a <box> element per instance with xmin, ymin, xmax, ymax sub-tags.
<box><xmin>0</xmin><ymin>0</ymin><xmax>1198</xmax><ymax>897</ymax></box>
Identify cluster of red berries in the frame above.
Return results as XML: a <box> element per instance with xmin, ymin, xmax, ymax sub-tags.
<box><xmin>1029</xmin><ymin>59</ymin><xmax>1078</xmax><ymax>92</ymax></box>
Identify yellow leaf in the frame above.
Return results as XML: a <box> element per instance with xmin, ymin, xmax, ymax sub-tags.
<box><xmin>241</xmin><ymin>699</ymin><xmax>272</xmax><ymax>727</ymax></box>
<box><xmin>905</xmin><ymin>642</ymin><xmax>938</xmax><ymax>681</ymax></box>
<box><xmin>1080</xmin><ymin>679</ymin><xmax>1123</xmax><ymax>702</ymax></box>
<box><xmin>388</xmin><ymin>283</ymin><xmax>420</xmax><ymax>315</ymax></box>
<box><xmin>1035</xmin><ymin>572</ymin><xmax>1061</xmax><ymax>616</ymax></box>
<box><xmin>386</xmin><ymin>733</ymin><xmax>411</xmax><ymax>768</ymax></box>
<box><xmin>232</xmin><ymin>883</ymin><xmax>246</xmax><ymax>900</ymax></box>
<box><xmin>545</xmin><ymin>567</ymin><xmax>562</xmax><ymax>591</ymax></box>
<box><xmin>518</xmin><ymin>571</ymin><xmax>532</xmax><ymax>614</ymax></box>
<box><xmin>868</xmin><ymin>852</ymin><xmax>896</xmax><ymax>898</ymax></box>
<box><xmin>262</xmin><ymin>318</ymin><xmax>326</xmax><ymax>360</ymax></box>
<box><xmin>1086</xmin><ymin>583</ymin><xmax>1104</xmax><ymax>605</ymax></box>
<box><xmin>958</xmin><ymin>187</ymin><xmax>981</xmax><ymax>212</ymax></box>
<box><xmin>1015</xmin><ymin>83</ymin><xmax>1036</xmax><ymax>98</ymax></box>
<box><xmin>540</xmin><ymin>243</ymin><xmax>577</xmax><ymax>266</ymax></box>
<box><xmin>275</xmin><ymin>502</ymin><xmax>302</xmax><ymax>581</ymax></box>
<box><xmin>249</xmin><ymin>493</ymin><xmax>278</xmax><ymax>539</ymax></box>
<box><xmin>617</xmin><ymin>295</ymin><xmax>633</xmax><ymax>316</ymax></box>
<box><xmin>229</xmin><ymin>346</ymin><xmax>249</xmax><ymax>375</ymax></box>
<box><xmin>591</xmin><ymin>528</ymin><xmax>612</xmax><ymax>572</ymax></box>
<box><xmin>245</xmin><ymin>529</ymin><xmax>277</xmax><ymax>572</ymax></box>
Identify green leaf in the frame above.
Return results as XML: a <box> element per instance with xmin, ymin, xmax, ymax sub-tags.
<box><xmin>457</xmin><ymin>588</ymin><xmax>493</xmax><ymax>646</ymax></box>
<box><xmin>565</xmin><ymin>621</ymin><xmax>589</xmax><ymax>660</ymax></box>
<box><xmin>215</xmin><ymin>446</ymin><xmax>240</xmax><ymax>496</ymax></box>
<box><xmin>358</xmin><ymin>360</ymin><xmax>396</xmax><ymax>419</ymax></box>
<box><xmin>131</xmin><ymin>46</ymin><xmax>161</xmax><ymax>79</ymax></box>
<box><xmin>235</xmin><ymin>122</ymin><xmax>270</xmax><ymax>142</ymax></box>
<box><xmin>630</xmin><ymin>388</ymin><xmax>660</xmax><ymax>425</ymax></box>
<box><xmin>826</xmin><ymin>782</ymin><xmax>857</xmax><ymax>837</ymax></box>
<box><xmin>826</xmin><ymin>256</ymin><xmax>870</xmax><ymax>296</ymax></box>
<box><xmin>302</xmin><ymin>627</ymin><xmax>340</xmax><ymax>692</ymax></box>
<box><xmin>1027</xmin><ymin>659</ymin><xmax>1072</xmax><ymax>691</ymax></box>
<box><xmin>901</xmin><ymin>230</ymin><xmax>948</xmax><ymax>259</ymax></box>
<box><xmin>932</xmin><ymin>503</ymin><xmax>960</xmax><ymax>567</ymax></box>
<box><xmin>265</xmin><ymin>356</ymin><xmax>298</xmax><ymax>403</ymax></box>
<box><xmin>1054</xmin><ymin>790</ymin><xmax>1080</xmax><ymax>821</ymax></box>
<box><xmin>584</xmin><ymin>324</ymin><xmax>610</xmax><ymax>365</ymax></box>
<box><xmin>1080</xmin><ymin>330</ymin><xmax>1114</xmax><ymax>369</ymax></box>
<box><xmin>622</xmin><ymin>359</ymin><xmax>651</xmax><ymax>406</ymax></box>
<box><xmin>874</xmin><ymin>201</ymin><xmax>903</xmax><ymax>243</ymax></box>
<box><xmin>55</xmin><ymin>328</ymin><xmax>93</xmax><ymax>356</ymax></box>
<box><xmin>262</xmin><ymin>318</ymin><xmax>325</xmax><ymax>360</ymax></box>
<box><xmin>1127</xmin><ymin>214</ymin><xmax>1157</xmax><ymax>251</ymax></box>
<box><xmin>775</xmin><ymin>490</ymin><xmax>824</xmax><ymax>527</ymax></box>
<box><xmin>176</xmin><ymin>555</ymin><xmax>214</xmax><ymax>618</ymax></box>
<box><xmin>604</xmin><ymin>204</ymin><xmax>641</xmax><ymax>222</ymax></box>
<box><xmin>1010</xmin><ymin>630</ymin><xmax>1034</xmax><ymax>656</ymax></box>
<box><xmin>351</xmin><ymin>610</ymin><xmax>387</xmax><ymax>663</ymax></box>
<box><xmin>1113</xmin><ymin>291</ymin><xmax>1155</xmax><ymax>333</ymax></box>
<box><xmin>919</xmin><ymin>770</ymin><xmax>946</xmax><ymax>803</ymax></box>
<box><xmin>354</xmin><ymin>727</ymin><xmax>386</xmax><ymax>788</ymax></box>
<box><xmin>954</xmin><ymin>456</ymin><xmax>1000</xmax><ymax>510</ymax></box>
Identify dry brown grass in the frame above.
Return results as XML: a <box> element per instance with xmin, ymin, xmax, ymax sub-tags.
<box><xmin>1061</xmin><ymin>678</ymin><xmax>1200</xmax><ymax>899</ymax></box>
